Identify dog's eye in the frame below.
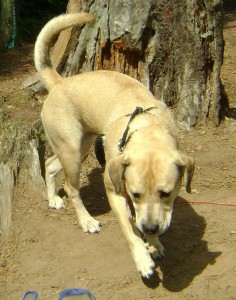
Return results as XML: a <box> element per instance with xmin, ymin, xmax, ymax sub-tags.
<box><xmin>160</xmin><ymin>191</ymin><xmax>171</xmax><ymax>198</ymax></box>
<box><xmin>132</xmin><ymin>192</ymin><xmax>141</xmax><ymax>198</ymax></box>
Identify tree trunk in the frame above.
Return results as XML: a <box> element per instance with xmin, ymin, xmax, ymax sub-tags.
<box><xmin>0</xmin><ymin>0</ymin><xmax>16</xmax><ymax>49</ymax></box>
<box><xmin>51</xmin><ymin>0</ymin><xmax>223</xmax><ymax>128</ymax></box>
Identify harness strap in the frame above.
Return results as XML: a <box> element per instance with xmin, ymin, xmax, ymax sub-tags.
<box><xmin>118</xmin><ymin>106</ymin><xmax>157</xmax><ymax>152</ymax></box>
<box><xmin>118</xmin><ymin>106</ymin><xmax>158</xmax><ymax>220</ymax></box>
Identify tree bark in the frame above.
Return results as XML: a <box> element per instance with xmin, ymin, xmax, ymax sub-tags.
<box><xmin>52</xmin><ymin>0</ymin><xmax>223</xmax><ymax>128</ymax></box>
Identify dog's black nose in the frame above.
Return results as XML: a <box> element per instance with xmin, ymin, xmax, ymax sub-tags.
<box><xmin>142</xmin><ymin>224</ymin><xmax>159</xmax><ymax>235</ymax></box>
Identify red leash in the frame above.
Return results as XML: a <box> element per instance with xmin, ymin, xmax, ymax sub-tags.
<box><xmin>175</xmin><ymin>200</ymin><xmax>236</xmax><ymax>207</ymax></box>
<box><xmin>122</xmin><ymin>176</ymin><xmax>236</xmax><ymax>210</ymax></box>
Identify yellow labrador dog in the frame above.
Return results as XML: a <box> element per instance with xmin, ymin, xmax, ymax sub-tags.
<box><xmin>35</xmin><ymin>13</ymin><xmax>194</xmax><ymax>278</ymax></box>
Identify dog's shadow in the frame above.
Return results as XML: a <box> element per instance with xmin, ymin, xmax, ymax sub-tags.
<box><xmin>71</xmin><ymin>169</ymin><xmax>221</xmax><ymax>291</ymax></box>
<box><xmin>79</xmin><ymin>167</ymin><xmax>111</xmax><ymax>216</ymax></box>
<box><xmin>143</xmin><ymin>196</ymin><xmax>221</xmax><ymax>291</ymax></box>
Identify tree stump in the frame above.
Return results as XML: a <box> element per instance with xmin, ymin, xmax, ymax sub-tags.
<box><xmin>0</xmin><ymin>110</ymin><xmax>47</xmax><ymax>240</ymax></box>
<box><xmin>50</xmin><ymin>0</ymin><xmax>223</xmax><ymax>128</ymax></box>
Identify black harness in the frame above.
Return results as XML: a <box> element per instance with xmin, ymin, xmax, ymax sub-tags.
<box><xmin>94</xmin><ymin>106</ymin><xmax>157</xmax><ymax>166</ymax></box>
<box><xmin>118</xmin><ymin>106</ymin><xmax>158</xmax><ymax>153</ymax></box>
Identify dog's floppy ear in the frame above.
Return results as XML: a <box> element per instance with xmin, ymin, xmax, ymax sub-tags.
<box><xmin>107</xmin><ymin>154</ymin><xmax>129</xmax><ymax>194</ymax></box>
<box><xmin>177</xmin><ymin>153</ymin><xmax>195</xmax><ymax>193</ymax></box>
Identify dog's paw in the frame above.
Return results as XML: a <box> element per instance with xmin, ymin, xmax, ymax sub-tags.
<box><xmin>133</xmin><ymin>247</ymin><xmax>155</xmax><ymax>278</ymax></box>
<box><xmin>79</xmin><ymin>216</ymin><xmax>101</xmax><ymax>234</ymax></box>
<box><xmin>49</xmin><ymin>196</ymin><xmax>65</xmax><ymax>209</ymax></box>
<box><xmin>148</xmin><ymin>243</ymin><xmax>165</xmax><ymax>259</ymax></box>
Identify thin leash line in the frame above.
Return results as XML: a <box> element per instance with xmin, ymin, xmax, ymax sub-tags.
<box><xmin>175</xmin><ymin>201</ymin><xmax>236</xmax><ymax>207</ymax></box>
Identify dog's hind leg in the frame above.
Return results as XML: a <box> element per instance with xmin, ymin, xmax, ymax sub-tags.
<box><xmin>45</xmin><ymin>155</ymin><xmax>64</xmax><ymax>209</ymax></box>
<box><xmin>43</xmin><ymin>106</ymin><xmax>99</xmax><ymax>233</ymax></box>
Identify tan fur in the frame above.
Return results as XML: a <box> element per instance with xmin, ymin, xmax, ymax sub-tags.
<box><xmin>35</xmin><ymin>13</ymin><xmax>194</xmax><ymax>278</ymax></box>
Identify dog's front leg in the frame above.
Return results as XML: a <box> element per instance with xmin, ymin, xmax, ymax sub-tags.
<box><xmin>64</xmin><ymin>180</ymin><xmax>101</xmax><ymax>234</ymax></box>
<box><xmin>106</xmin><ymin>189</ymin><xmax>155</xmax><ymax>278</ymax></box>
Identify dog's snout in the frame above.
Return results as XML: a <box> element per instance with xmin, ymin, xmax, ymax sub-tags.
<box><xmin>142</xmin><ymin>224</ymin><xmax>159</xmax><ymax>235</ymax></box>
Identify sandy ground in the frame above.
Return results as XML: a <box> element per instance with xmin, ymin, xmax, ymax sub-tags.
<box><xmin>0</xmin><ymin>11</ymin><xmax>236</xmax><ymax>300</ymax></box>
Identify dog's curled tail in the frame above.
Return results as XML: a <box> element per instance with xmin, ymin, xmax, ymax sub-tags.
<box><xmin>34</xmin><ymin>13</ymin><xmax>94</xmax><ymax>90</ymax></box>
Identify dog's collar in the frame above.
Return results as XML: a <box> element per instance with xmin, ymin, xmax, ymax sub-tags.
<box><xmin>118</xmin><ymin>106</ymin><xmax>157</xmax><ymax>153</ymax></box>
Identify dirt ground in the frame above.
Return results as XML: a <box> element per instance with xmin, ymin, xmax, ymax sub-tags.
<box><xmin>1</xmin><ymin>11</ymin><xmax>236</xmax><ymax>300</ymax></box>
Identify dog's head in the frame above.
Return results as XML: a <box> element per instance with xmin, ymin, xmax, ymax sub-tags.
<box><xmin>108</xmin><ymin>147</ymin><xmax>194</xmax><ymax>236</ymax></box>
